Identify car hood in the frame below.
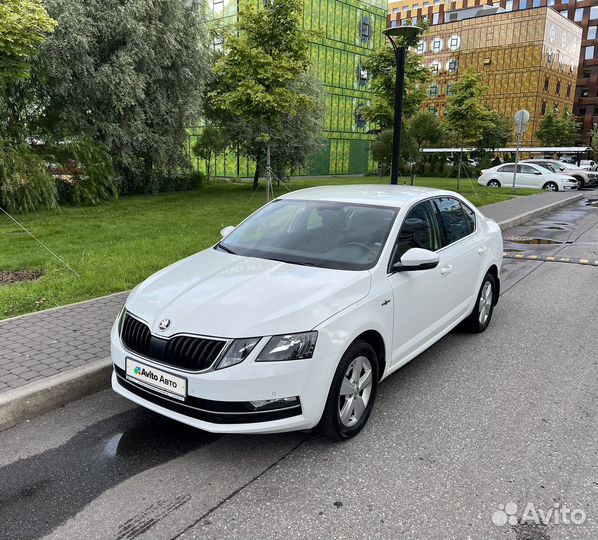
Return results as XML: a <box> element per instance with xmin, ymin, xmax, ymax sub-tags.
<box><xmin>126</xmin><ymin>248</ymin><xmax>371</xmax><ymax>338</ymax></box>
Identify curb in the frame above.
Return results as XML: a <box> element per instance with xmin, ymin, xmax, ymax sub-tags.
<box><xmin>492</xmin><ymin>193</ymin><xmax>584</xmax><ymax>231</ymax></box>
<box><xmin>0</xmin><ymin>357</ymin><xmax>112</xmax><ymax>432</ymax></box>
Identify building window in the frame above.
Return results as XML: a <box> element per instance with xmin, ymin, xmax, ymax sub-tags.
<box><xmin>434</xmin><ymin>0</ymin><xmax>441</xmax><ymax>4</ymax></box>
<box><xmin>417</xmin><ymin>41</ymin><xmax>427</xmax><ymax>54</ymax></box>
<box><xmin>433</xmin><ymin>13</ymin><xmax>440</xmax><ymax>24</ymax></box>
<box><xmin>533</xmin><ymin>0</ymin><xmax>541</xmax><ymax>7</ymax></box>
<box><xmin>412</xmin><ymin>16</ymin><xmax>419</xmax><ymax>24</ymax></box>
<box><xmin>446</xmin><ymin>84</ymin><xmax>453</xmax><ymax>96</ymax></box>
<box><xmin>585</xmin><ymin>46</ymin><xmax>595</xmax><ymax>60</ymax></box>
<box><xmin>423</xmin><ymin>1</ymin><xmax>430</xmax><ymax>7</ymax></box>
<box><xmin>588</xmin><ymin>27</ymin><xmax>597</xmax><ymax>40</ymax></box>
<box><xmin>355</xmin><ymin>107</ymin><xmax>367</xmax><ymax>129</ymax></box>
<box><xmin>505</xmin><ymin>0</ymin><xmax>513</xmax><ymax>11</ymax></box>
<box><xmin>560</xmin><ymin>10</ymin><xmax>568</xmax><ymax>17</ymax></box>
<box><xmin>581</xmin><ymin>88</ymin><xmax>590</xmax><ymax>97</ymax></box>
<box><xmin>432</xmin><ymin>39</ymin><xmax>442</xmax><ymax>52</ymax></box>
<box><xmin>391</xmin><ymin>19</ymin><xmax>398</xmax><ymax>28</ymax></box>
<box><xmin>547</xmin><ymin>51</ymin><xmax>554</xmax><ymax>65</ymax></box>
<box><xmin>583</xmin><ymin>67</ymin><xmax>591</xmax><ymax>78</ymax></box>
<box><xmin>448</xmin><ymin>59</ymin><xmax>458</xmax><ymax>74</ymax></box>
<box><xmin>556</xmin><ymin>80</ymin><xmax>561</xmax><ymax>95</ymax></box>
<box><xmin>431</xmin><ymin>61</ymin><xmax>440</xmax><ymax>75</ymax></box>
<box><xmin>566</xmin><ymin>83</ymin><xmax>571</xmax><ymax>98</ymax></box>
<box><xmin>547</xmin><ymin>0</ymin><xmax>555</xmax><ymax>5</ymax></box>
<box><xmin>413</xmin><ymin>3</ymin><xmax>420</xmax><ymax>8</ymax></box>
<box><xmin>544</xmin><ymin>77</ymin><xmax>549</xmax><ymax>91</ymax></box>
<box><xmin>429</xmin><ymin>84</ymin><xmax>439</xmax><ymax>98</ymax></box>
<box><xmin>361</xmin><ymin>17</ymin><xmax>371</xmax><ymax>43</ymax></box>
<box><xmin>449</xmin><ymin>36</ymin><xmax>460</xmax><ymax>51</ymax></box>
<box><xmin>212</xmin><ymin>0</ymin><xmax>224</xmax><ymax>17</ymax></box>
<box><xmin>519</xmin><ymin>0</ymin><xmax>527</xmax><ymax>9</ymax></box>
<box><xmin>403</xmin><ymin>5</ymin><xmax>410</xmax><ymax>11</ymax></box>
<box><xmin>213</xmin><ymin>35</ymin><xmax>224</xmax><ymax>51</ymax></box>
<box><xmin>574</xmin><ymin>8</ymin><xmax>584</xmax><ymax>22</ymax></box>
<box><xmin>541</xmin><ymin>101</ymin><xmax>547</xmax><ymax>115</ymax></box>
<box><xmin>591</xmin><ymin>6</ymin><xmax>598</xmax><ymax>19</ymax></box>
<box><xmin>358</xmin><ymin>63</ymin><xmax>369</xmax><ymax>85</ymax></box>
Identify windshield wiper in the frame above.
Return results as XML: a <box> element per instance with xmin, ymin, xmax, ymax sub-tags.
<box><xmin>216</xmin><ymin>243</ymin><xmax>237</xmax><ymax>255</ymax></box>
<box><xmin>266</xmin><ymin>256</ymin><xmax>318</xmax><ymax>267</ymax></box>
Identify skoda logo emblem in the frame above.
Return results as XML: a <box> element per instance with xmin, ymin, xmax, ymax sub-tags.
<box><xmin>159</xmin><ymin>319</ymin><xmax>171</xmax><ymax>331</ymax></box>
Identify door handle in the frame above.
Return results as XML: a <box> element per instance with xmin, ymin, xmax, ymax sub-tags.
<box><xmin>440</xmin><ymin>264</ymin><xmax>453</xmax><ymax>275</ymax></box>
<box><xmin>478</xmin><ymin>246</ymin><xmax>488</xmax><ymax>254</ymax></box>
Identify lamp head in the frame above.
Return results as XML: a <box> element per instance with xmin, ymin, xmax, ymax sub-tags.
<box><xmin>383</xmin><ymin>25</ymin><xmax>423</xmax><ymax>48</ymax></box>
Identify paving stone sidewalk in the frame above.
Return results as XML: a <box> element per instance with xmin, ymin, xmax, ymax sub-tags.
<box><xmin>0</xmin><ymin>293</ymin><xmax>126</xmax><ymax>392</ymax></box>
<box><xmin>0</xmin><ymin>190</ymin><xmax>586</xmax><ymax>395</ymax></box>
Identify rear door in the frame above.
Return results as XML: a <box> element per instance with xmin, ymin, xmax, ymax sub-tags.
<box><xmin>497</xmin><ymin>164</ymin><xmax>515</xmax><ymax>186</ymax></box>
<box><xmin>519</xmin><ymin>164</ymin><xmax>543</xmax><ymax>188</ymax></box>
<box><xmin>431</xmin><ymin>197</ymin><xmax>482</xmax><ymax>322</ymax></box>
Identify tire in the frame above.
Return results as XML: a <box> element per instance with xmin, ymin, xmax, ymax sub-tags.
<box><xmin>487</xmin><ymin>179</ymin><xmax>501</xmax><ymax>187</ymax></box>
<box><xmin>318</xmin><ymin>340</ymin><xmax>379</xmax><ymax>441</ymax></box>
<box><xmin>543</xmin><ymin>181</ymin><xmax>558</xmax><ymax>192</ymax></box>
<box><xmin>573</xmin><ymin>177</ymin><xmax>583</xmax><ymax>190</ymax></box>
<box><xmin>462</xmin><ymin>272</ymin><xmax>496</xmax><ymax>333</ymax></box>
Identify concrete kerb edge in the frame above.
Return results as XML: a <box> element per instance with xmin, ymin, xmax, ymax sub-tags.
<box><xmin>493</xmin><ymin>193</ymin><xmax>584</xmax><ymax>231</ymax></box>
<box><xmin>0</xmin><ymin>357</ymin><xmax>112</xmax><ymax>432</ymax></box>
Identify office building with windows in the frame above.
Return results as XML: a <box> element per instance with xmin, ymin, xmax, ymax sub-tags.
<box><xmin>388</xmin><ymin>0</ymin><xmax>598</xmax><ymax>144</ymax></box>
<box><xmin>196</xmin><ymin>0</ymin><xmax>387</xmax><ymax>177</ymax></box>
<box><xmin>407</xmin><ymin>6</ymin><xmax>581</xmax><ymax>145</ymax></box>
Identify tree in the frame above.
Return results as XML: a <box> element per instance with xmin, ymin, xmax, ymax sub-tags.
<box><xmin>32</xmin><ymin>0</ymin><xmax>210</xmax><ymax>192</ymax></box>
<box><xmin>537</xmin><ymin>110</ymin><xmax>581</xmax><ymax>146</ymax></box>
<box><xmin>444</xmin><ymin>69</ymin><xmax>494</xmax><ymax>189</ymax></box>
<box><xmin>403</xmin><ymin>111</ymin><xmax>443</xmax><ymax>184</ymax></box>
<box><xmin>477</xmin><ymin>111</ymin><xmax>512</xmax><ymax>151</ymax></box>
<box><xmin>192</xmin><ymin>126</ymin><xmax>228</xmax><ymax>183</ymax></box>
<box><xmin>362</xmin><ymin>32</ymin><xmax>430</xmax><ymax>132</ymax></box>
<box><xmin>0</xmin><ymin>0</ymin><xmax>56</xmax><ymax>88</ymax></box>
<box><xmin>210</xmin><ymin>0</ymin><xmax>314</xmax><ymax>199</ymax></box>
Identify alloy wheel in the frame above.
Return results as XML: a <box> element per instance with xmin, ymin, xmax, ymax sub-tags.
<box><xmin>338</xmin><ymin>356</ymin><xmax>373</xmax><ymax>427</ymax></box>
<box><xmin>478</xmin><ymin>280</ymin><xmax>493</xmax><ymax>326</ymax></box>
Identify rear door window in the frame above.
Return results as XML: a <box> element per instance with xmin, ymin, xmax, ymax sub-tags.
<box><xmin>433</xmin><ymin>197</ymin><xmax>474</xmax><ymax>246</ymax></box>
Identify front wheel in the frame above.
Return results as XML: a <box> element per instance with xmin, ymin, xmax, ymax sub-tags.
<box><xmin>487</xmin><ymin>179</ymin><xmax>501</xmax><ymax>188</ymax></box>
<box><xmin>463</xmin><ymin>272</ymin><xmax>496</xmax><ymax>333</ymax></box>
<box><xmin>574</xmin><ymin>178</ymin><xmax>583</xmax><ymax>190</ymax></box>
<box><xmin>318</xmin><ymin>340</ymin><xmax>379</xmax><ymax>441</ymax></box>
<box><xmin>543</xmin><ymin>181</ymin><xmax>558</xmax><ymax>192</ymax></box>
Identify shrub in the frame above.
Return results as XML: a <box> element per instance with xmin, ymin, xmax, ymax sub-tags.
<box><xmin>0</xmin><ymin>141</ymin><xmax>58</xmax><ymax>213</ymax></box>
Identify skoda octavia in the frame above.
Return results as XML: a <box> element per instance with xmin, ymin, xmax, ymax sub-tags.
<box><xmin>111</xmin><ymin>185</ymin><xmax>503</xmax><ymax>440</ymax></box>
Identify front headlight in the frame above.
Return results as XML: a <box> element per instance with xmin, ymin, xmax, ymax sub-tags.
<box><xmin>216</xmin><ymin>337</ymin><xmax>261</xmax><ymax>370</ymax></box>
<box><xmin>257</xmin><ymin>331</ymin><xmax>318</xmax><ymax>362</ymax></box>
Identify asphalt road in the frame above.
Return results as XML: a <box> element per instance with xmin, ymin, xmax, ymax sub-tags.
<box><xmin>1</xmin><ymin>198</ymin><xmax>597</xmax><ymax>540</ymax></box>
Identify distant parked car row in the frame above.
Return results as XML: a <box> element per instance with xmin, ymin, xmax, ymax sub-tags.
<box><xmin>560</xmin><ymin>156</ymin><xmax>597</xmax><ymax>171</ymax></box>
<box><xmin>478</xmin><ymin>160</ymin><xmax>582</xmax><ymax>191</ymax></box>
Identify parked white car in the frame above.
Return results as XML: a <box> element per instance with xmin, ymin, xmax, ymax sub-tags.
<box><xmin>111</xmin><ymin>186</ymin><xmax>503</xmax><ymax>440</ymax></box>
<box><xmin>521</xmin><ymin>159</ymin><xmax>598</xmax><ymax>189</ymax></box>
<box><xmin>478</xmin><ymin>163</ymin><xmax>578</xmax><ymax>191</ymax></box>
<box><xmin>579</xmin><ymin>160</ymin><xmax>597</xmax><ymax>172</ymax></box>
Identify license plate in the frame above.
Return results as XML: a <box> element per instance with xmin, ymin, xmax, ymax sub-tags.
<box><xmin>125</xmin><ymin>358</ymin><xmax>187</xmax><ymax>401</ymax></box>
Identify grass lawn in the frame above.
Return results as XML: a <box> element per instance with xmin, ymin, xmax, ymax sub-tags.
<box><xmin>0</xmin><ymin>175</ymin><xmax>537</xmax><ymax>319</ymax></box>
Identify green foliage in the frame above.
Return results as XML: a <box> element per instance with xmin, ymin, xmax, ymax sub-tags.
<box><xmin>536</xmin><ymin>110</ymin><xmax>581</xmax><ymax>146</ymax></box>
<box><xmin>362</xmin><ymin>35</ymin><xmax>430</xmax><ymax>131</ymax></box>
<box><xmin>476</xmin><ymin>111</ymin><xmax>513</xmax><ymax>151</ymax></box>
<box><xmin>192</xmin><ymin>126</ymin><xmax>229</xmax><ymax>182</ymax></box>
<box><xmin>210</xmin><ymin>0</ymin><xmax>311</xmax><ymax>126</ymax></box>
<box><xmin>34</xmin><ymin>0</ymin><xmax>210</xmax><ymax>192</ymax></box>
<box><xmin>0</xmin><ymin>140</ymin><xmax>57</xmax><ymax>213</ymax></box>
<box><xmin>0</xmin><ymin>0</ymin><xmax>56</xmax><ymax>87</ymax></box>
<box><xmin>402</xmin><ymin>111</ymin><xmax>444</xmax><ymax>184</ymax></box>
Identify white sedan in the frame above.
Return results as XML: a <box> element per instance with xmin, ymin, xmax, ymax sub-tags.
<box><xmin>111</xmin><ymin>185</ymin><xmax>503</xmax><ymax>440</ymax></box>
<box><xmin>478</xmin><ymin>163</ymin><xmax>578</xmax><ymax>191</ymax></box>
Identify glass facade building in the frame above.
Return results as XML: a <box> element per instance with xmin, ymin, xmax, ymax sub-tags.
<box><xmin>388</xmin><ymin>0</ymin><xmax>598</xmax><ymax>145</ymax></box>
<box><xmin>195</xmin><ymin>0</ymin><xmax>388</xmax><ymax>177</ymax></box>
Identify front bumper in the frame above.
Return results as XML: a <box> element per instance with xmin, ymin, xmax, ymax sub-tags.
<box><xmin>110</xmin><ymin>323</ymin><xmax>338</xmax><ymax>434</ymax></box>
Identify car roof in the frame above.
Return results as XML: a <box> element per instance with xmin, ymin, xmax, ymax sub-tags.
<box><xmin>277</xmin><ymin>184</ymin><xmax>457</xmax><ymax>208</ymax></box>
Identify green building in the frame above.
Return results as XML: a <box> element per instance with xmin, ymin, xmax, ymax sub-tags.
<box><xmin>195</xmin><ymin>0</ymin><xmax>387</xmax><ymax>177</ymax></box>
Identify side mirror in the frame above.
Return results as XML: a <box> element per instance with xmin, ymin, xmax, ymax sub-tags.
<box><xmin>534</xmin><ymin>171</ymin><xmax>542</xmax><ymax>175</ymax></box>
<box><xmin>220</xmin><ymin>225</ymin><xmax>235</xmax><ymax>238</ymax></box>
<box><xmin>392</xmin><ymin>248</ymin><xmax>440</xmax><ymax>272</ymax></box>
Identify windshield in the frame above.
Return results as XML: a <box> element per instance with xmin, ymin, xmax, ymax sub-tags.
<box><xmin>218</xmin><ymin>199</ymin><xmax>398</xmax><ymax>271</ymax></box>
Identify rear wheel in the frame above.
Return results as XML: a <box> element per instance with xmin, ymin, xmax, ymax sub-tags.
<box><xmin>463</xmin><ymin>272</ymin><xmax>496</xmax><ymax>333</ymax></box>
<box><xmin>543</xmin><ymin>181</ymin><xmax>558</xmax><ymax>192</ymax></box>
<box><xmin>318</xmin><ymin>340</ymin><xmax>378</xmax><ymax>441</ymax></box>
<box><xmin>487</xmin><ymin>179</ymin><xmax>501</xmax><ymax>188</ymax></box>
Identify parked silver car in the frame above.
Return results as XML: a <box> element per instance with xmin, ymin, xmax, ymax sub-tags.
<box><xmin>522</xmin><ymin>159</ymin><xmax>598</xmax><ymax>189</ymax></box>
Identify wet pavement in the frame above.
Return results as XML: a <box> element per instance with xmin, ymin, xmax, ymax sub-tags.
<box><xmin>1</xmin><ymin>197</ymin><xmax>597</xmax><ymax>540</ymax></box>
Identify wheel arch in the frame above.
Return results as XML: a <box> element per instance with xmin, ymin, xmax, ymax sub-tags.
<box><xmin>353</xmin><ymin>330</ymin><xmax>386</xmax><ymax>381</ymax></box>
<box><xmin>486</xmin><ymin>264</ymin><xmax>500</xmax><ymax>305</ymax></box>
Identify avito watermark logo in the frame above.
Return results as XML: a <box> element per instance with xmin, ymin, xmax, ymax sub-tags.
<box><xmin>492</xmin><ymin>502</ymin><xmax>586</xmax><ymax>527</ymax></box>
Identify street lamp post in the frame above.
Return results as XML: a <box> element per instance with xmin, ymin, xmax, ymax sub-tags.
<box><xmin>383</xmin><ymin>25</ymin><xmax>422</xmax><ymax>186</ymax></box>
